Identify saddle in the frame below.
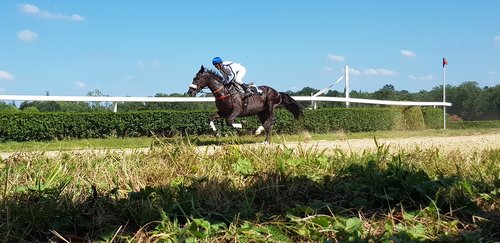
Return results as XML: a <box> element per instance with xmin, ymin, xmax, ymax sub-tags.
<box><xmin>229</xmin><ymin>82</ymin><xmax>262</xmax><ymax>99</ymax></box>
<box><xmin>248</xmin><ymin>83</ymin><xmax>262</xmax><ymax>95</ymax></box>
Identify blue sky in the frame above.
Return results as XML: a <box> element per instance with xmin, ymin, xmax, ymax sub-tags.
<box><xmin>0</xmin><ymin>1</ymin><xmax>499</xmax><ymax>97</ymax></box>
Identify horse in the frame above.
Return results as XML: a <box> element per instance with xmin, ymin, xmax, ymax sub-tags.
<box><xmin>187</xmin><ymin>65</ymin><xmax>303</xmax><ymax>143</ymax></box>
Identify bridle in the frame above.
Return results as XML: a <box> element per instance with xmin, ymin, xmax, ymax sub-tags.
<box><xmin>190</xmin><ymin>75</ymin><xmax>231</xmax><ymax>100</ymax></box>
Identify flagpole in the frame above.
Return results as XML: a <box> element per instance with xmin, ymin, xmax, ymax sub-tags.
<box><xmin>442</xmin><ymin>59</ymin><xmax>446</xmax><ymax>130</ymax></box>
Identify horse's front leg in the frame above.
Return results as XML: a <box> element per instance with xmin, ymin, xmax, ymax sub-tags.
<box><xmin>208</xmin><ymin>113</ymin><xmax>220</xmax><ymax>133</ymax></box>
<box><xmin>226</xmin><ymin>110</ymin><xmax>243</xmax><ymax>128</ymax></box>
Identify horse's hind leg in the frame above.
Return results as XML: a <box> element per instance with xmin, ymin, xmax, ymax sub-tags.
<box><xmin>257</xmin><ymin>112</ymin><xmax>274</xmax><ymax>144</ymax></box>
<box><xmin>262</xmin><ymin>100</ymin><xmax>281</xmax><ymax>143</ymax></box>
<box><xmin>255</xmin><ymin>111</ymin><xmax>268</xmax><ymax>136</ymax></box>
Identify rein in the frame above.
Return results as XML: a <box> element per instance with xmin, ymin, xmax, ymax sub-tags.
<box><xmin>211</xmin><ymin>85</ymin><xmax>231</xmax><ymax>100</ymax></box>
<box><xmin>216</xmin><ymin>94</ymin><xmax>230</xmax><ymax>100</ymax></box>
<box><xmin>210</xmin><ymin>80</ymin><xmax>235</xmax><ymax>100</ymax></box>
<box><xmin>192</xmin><ymin>72</ymin><xmax>237</xmax><ymax>100</ymax></box>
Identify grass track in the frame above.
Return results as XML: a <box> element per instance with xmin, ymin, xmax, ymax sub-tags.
<box><xmin>0</xmin><ymin>129</ymin><xmax>499</xmax><ymax>242</ymax></box>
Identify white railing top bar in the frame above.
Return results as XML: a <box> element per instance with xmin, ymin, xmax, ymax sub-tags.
<box><xmin>292</xmin><ymin>96</ymin><xmax>452</xmax><ymax>106</ymax></box>
<box><xmin>0</xmin><ymin>95</ymin><xmax>214</xmax><ymax>102</ymax></box>
<box><xmin>0</xmin><ymin>94</ymin><xmax>451</xmax><ymax>107</ymax></box>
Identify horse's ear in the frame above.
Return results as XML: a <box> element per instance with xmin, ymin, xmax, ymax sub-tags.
<box><xmin>199</xmin><ymin>65</ymin><xmax>205</xmax><ymax>73</ymax></box>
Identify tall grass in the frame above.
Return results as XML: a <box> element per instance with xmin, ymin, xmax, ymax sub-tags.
<box><xmin>1</xmin><ymin>140</ymin><xmax>499</xmax><ymax>242</ymax></box>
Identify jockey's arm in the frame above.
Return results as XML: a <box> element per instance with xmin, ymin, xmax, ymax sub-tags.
<box><xmin>225</xmin><ymin>65</ymin><xmax>236</xmax><ymax>83</ymax></box>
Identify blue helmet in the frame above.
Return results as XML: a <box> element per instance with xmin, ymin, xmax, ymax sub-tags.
<box><xmin>212</xmin><ymin>57</ymin><xmax>223</xmax><ymax>65</ymax></box>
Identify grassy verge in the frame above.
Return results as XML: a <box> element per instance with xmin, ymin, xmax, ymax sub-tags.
<box><xmin>1</xmin><ymin>139</ymin><xmax>499</xmax><ymax>242</ymax></box>
<box><xmin>1</xmin><ymin>128</ymin><xmax>498</xmax><ymax>152</ymax></box>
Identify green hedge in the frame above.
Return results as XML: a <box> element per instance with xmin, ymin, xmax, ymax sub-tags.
<box><xmin>0</xmin><ymin>111</ymin><xmax>213</xmax><ymax>141</ymax></box>
<box><xmin>447</xmin><ymin>120</ymin><xmax>500</xmax><ymax>129</ymax></box>
<box><xmin>422</xmin><ymin>108</ymin><xmax>444</xmax><ymax>129</ymax></box>
<box><xmin>0</xmin><ymin>107</ymin><xmax>442</xmax><ymax>142</ymax></box>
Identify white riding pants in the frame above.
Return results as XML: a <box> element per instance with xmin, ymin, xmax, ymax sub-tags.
<box><xmin>234</xmin><ymin>66</ymin><xmax>246</xmax><ymax>84</ymax></box>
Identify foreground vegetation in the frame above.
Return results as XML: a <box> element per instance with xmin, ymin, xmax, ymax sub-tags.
<box><xmin>1</xmin><ymin>136</ymin><xmax>499</xmax><ymax>242</ymax></box>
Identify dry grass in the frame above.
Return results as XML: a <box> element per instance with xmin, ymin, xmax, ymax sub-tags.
<box><xmin>1</xmin><ymin>138</ymin><xmax>499</xmax><ymax>242</ymax></box>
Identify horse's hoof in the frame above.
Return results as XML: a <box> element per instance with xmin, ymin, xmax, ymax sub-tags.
<box><xmin>262</xmin><ymin>141</ymin><xmax>269</xmax><ymax>145</ymax></box>
<box><xmin>209</xmin><ymin>121</ymin><xmax>217</xmax><ymax>132</ymax></box>
<box><xmin>255</xmin><ymin>126</ymin><xmax>265</xmax><ymax>135</ymax></box>
<box><xmin>232</xmin><ymin>123</ymin><xmax>242</xmax><ymax>128</ymax></box>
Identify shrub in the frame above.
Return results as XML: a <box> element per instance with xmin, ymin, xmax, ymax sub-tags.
<box><xmin>0</xmin><ymin>107</ymin><xmax>443</xmax><ymax>142</ymax></box>
<box><xmin>401</xmin><ymin>107</ymin><xmax>425</xmax><ymax>130</ymax></box>
<box><xmin>448</xmin><ymin>120</ymin><xmax>500</xmax><ymax>129</ymax></box>
<box><xmin>422</xmin><ymin>108</ymin><xmax>444</xmax><ymax>129</ymax></box>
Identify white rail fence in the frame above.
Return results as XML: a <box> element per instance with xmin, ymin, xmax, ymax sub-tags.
<box><xmin>0</xmin><ymin>65</ymin><xmax>454</xmax><ymax>128</ymax></box>
<box><xmin>0</xmin><ymin>94</ymin><xmax>451</xmax><ymax>113</ymax></box>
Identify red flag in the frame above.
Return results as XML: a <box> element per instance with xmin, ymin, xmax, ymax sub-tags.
<box><xmin>442</xmin><ymin>58</ymin><xmax>448</xmax><ymax>68</ymax></box>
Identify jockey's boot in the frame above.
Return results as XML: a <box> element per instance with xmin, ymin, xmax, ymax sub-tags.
<box><xmin>242</xmin><ymin>84</ymin><xmax>254</xmax><ymax>98</ymax></box>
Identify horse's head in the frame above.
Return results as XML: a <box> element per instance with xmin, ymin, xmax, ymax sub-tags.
<box><xmin>187</xmin><ymin>65</ymin><xmax>211</xmax><ymax>97</ymax></box>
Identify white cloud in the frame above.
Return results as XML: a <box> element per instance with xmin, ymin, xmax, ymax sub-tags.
<box><xmin>71</xmin><ymin>14</ymin><xmax>85</xmax><ymax>21</ymax></box>
<box><xmin>136</xmin><ymin>61</ymin><xmax>145</xmax><ymax>69</ymax></box>
<box><xmin>20</xmin><ymin>4</ymin><xmax>39</xmax><ymax>14</ymax></box>
<box><xmin>19</xmin><ymin>4</ymin><xmax>85</xmax><ymax>22</ymax></box>
<box><xmin>323</xmin><ymin>66</ymin><xmax>333</xmax><ymax>72</ymax></box>
<box><xmin>326</xmin><ymin>53</ymin><xmax>345</xmax><ymax>62</ymax></box>
<box><xmin>488</xmin><ymin>71</ymin><xmax>497</xmax><ymax>75</ymax></box>
<box><xmin>0</xmin><ymin>70</ymin><xmax>14</xmax><ymax>80</ymax></box>
<box><xmin>364</xmin><ymin>68</ymin><xmax>397</xmax><ymax>76</ymax></box>
<box><xmin>400</xmin><ymin>49</ymin><xmax>416</xmax><ymax>58</ymax></box>
<box><xmin>137</xmin><ymin>60</ymin><xmax>162</xmax><ymax>69</ymax></box>
<box><xmin>0</xmin><ymin>87</ymin><xmax>5</xmax><ymax>93</ymax></box>
<box><xmin>408</xmin><ymin>74</ymin><xmax>434</xmax><ymax>80</ymax></box>
<box><xmin>494</xmin><ymin>36</ymin><xmax>500</xmax><ymax>44</ymax></box>
<box><xmin>152</xmin><ymin>60</ymin><xmax>162</xmax><ymax>68</ymax></box>
<box><xmin>17</xmin><ymin>29</ymin><xmax>38</xmax><ymax>41</ymax></box>
<box><xmin>348</xmin><ymin>67</ymin><xmax>362</xmax><ymax>76</ymax></box>
<box><xmin>74</xmin><ymin>80</ymin><xmax>86</xmax><ymax>88</ymax></box>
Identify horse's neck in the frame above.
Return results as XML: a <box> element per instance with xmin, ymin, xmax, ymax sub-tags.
<box><xmin>207</xmin><ymin>79</ymin><xmax>225</xmax><ymax>94</ymax></box>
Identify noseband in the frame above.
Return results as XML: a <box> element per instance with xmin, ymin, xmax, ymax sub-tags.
<box><xmin>190</xmin><ymin>77</ymin><xmax>229</xmax><ymax>99</ymax></box>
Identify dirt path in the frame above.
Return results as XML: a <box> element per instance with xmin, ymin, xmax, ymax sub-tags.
<box><xmin>282</xmin><ymin>133</ymin><xmax>500</xmax><ymax>154</ymax></box>
<box><xmin>1</xmin><ymin>133</ymin><xmax>499</xmax><ymax>160</ymax></box>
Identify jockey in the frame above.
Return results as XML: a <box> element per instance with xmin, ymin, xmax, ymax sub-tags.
<box><xmin>212</xmin><ymin>57</ymin><xmax>254</xmax><ymax>97</ymax></box>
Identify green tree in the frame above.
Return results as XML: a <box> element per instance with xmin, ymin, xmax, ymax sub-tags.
<box><xmin>20</xmin><ymin>101</ymin><xmax>61</xmax><ymax>112</ymax></box>
<box><xmin>87</xmin><ymin>89</ymin><xmax>112</xmax><ymax>111</ymax></box>
<box><xmin>482</xmin><ymin>85</ymin><xmax>500</xmax><ymax>120</ymax></box>
<box><xmin>144</xmin><ymin>93</ymin><xmax>213</xmax><ymax>111</ymax></box>
<box><xmin>450</xmin><ymin>81</ymin><xmax>488</xmax><ymax>120</ymax></box>
<box><xmin>373</xmin><ymin>84</ymin><xmax>396</xmax><ymax>101</ymax></box>
<box><xmin>118</xmin><ymin>101</ymin><xmax>147</xmax><ymax>112</ymax></box>
<box><xmin>0</xmin><ymin>102</ymin><xmax>19</xmax><ymax>112</ymax></box>
<box><xmin>287</xmin><ymin>86</ymin><xmax>320</xmax><ymax>96</ymax></box>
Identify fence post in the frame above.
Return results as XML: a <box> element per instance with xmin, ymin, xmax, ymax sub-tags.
<box><xmin>345</xmin><ymin>65</ymin><xmax>350</xmax><ymax>108</ymax></box>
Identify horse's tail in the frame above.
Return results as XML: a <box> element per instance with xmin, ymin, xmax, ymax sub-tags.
<box><xmin>279</xmin><ymin>92</ymin><xmax>303</xmax><ymax>119</ymax></box>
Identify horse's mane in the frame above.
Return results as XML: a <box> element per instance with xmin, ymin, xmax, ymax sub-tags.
<box><xmin>205</xmin><ymin>68</ymin><xmax>223</xmax><ymax>81</ymax></box>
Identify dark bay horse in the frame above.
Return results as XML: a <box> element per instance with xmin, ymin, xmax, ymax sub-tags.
<box><xmin>187</xmin><ymin>65</ymin><xmax>303</xmax><ymax>143</ymax></box>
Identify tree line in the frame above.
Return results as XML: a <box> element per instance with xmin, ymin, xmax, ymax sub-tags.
<box><xmin>1</xmin><ymin>81</ymin><xmax>498</xmax><ymax>121</ymax></box>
